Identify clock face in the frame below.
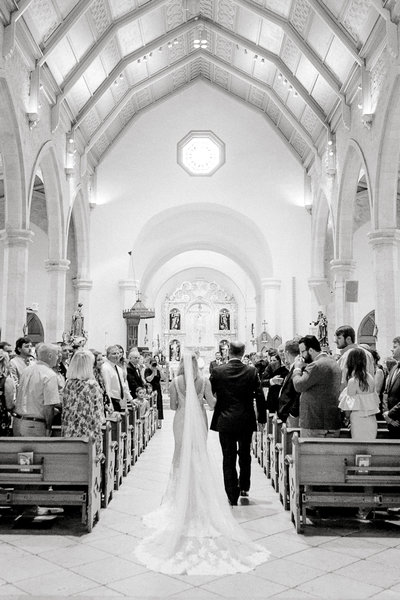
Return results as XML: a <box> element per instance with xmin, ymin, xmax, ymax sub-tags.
<box><xmin>178</xmin><ymin>131</ymin><xmax>225</xmax><ymax>176</ymax></box>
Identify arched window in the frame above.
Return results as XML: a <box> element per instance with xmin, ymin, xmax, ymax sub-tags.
<box><xmin>26</xmin><ymin>311</ymin><xmax>44</xmax><ymax>344</ymax></box>
<box><xmin>357</xmin><ymin>310</ymin><xmax>376</xmax><ymax>349</ymax></box>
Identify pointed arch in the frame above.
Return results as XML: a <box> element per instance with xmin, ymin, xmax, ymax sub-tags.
<box><xmin>336</xmin><ymin>140</ymin><xmax>372</xmax><ymax>260</ymax></box>
<box><xmin>67</xmin><ymin>187</ymin><xmax>90</xmax><ymax>279</ymax></box>
<box><xmin>0</xmin><ymin>77</ymin><xmax>26</xmax><ymax>228</ymax></box>
<box><xmin>28</xmin><ymin>141</ymin><xmax>65</xmax><ymax>258</ymax></box>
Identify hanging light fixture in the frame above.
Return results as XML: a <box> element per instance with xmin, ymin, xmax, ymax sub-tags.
<box><xmin>194</xmin><ymin>28</ymin><xmax>208</xmax><ymax>49</ymax></box>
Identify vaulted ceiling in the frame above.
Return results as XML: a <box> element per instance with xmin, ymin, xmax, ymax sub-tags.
<box><xmin>4</xmin><ymin>0</ymin><xmax>394</xmax><ymax>172</ymax></box>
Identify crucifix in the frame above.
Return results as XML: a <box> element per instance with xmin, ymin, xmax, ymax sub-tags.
<box><xmin>262</xmin><ymin>320</ymin><xmax>268</xmax><ymax>332</ymax></box>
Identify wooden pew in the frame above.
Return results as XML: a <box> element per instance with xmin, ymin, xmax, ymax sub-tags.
<box><xmin>127</xmin><ymin>404</ymin><xmax>138</xmax><ymax>464</ymax></box>
<box><xmin>107</xmin><ymin>414</ymin><xmax>124</xmax><ymax>490</ymax></box>
<box><xmin>270</xmin><ymin>414</ymin><xmax>283</xmax><ymax>492</ymax></box>
<box><xmin>0</xmin><ymin>437</ymin><xmax>101</xmax><ymax>531</ymax></box>
<box><xmin>101</xmin><ymin>421</ymin><xmax>116</xmax><ymax>508</ymax></box>
<box><xmin>263</xmin><ymin>411</ymin><xmax>275</xmax><ymax>478</ymax></box>
<box><xmin>279</xmin><ymin>425</ymin><xmax>391</xmax><ymax>512</ymax></box>
<box><xmin>288</xmin><ymin>433</ymin><xmax>400</xmax><ymax>533</ymax></box>
<box><xmin>120</xmin><ymin>411</ymin><xmax>132</xmax><ymax>476</ymax></box>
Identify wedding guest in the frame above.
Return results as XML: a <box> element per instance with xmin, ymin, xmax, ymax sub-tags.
<box><xmin>261</xmin><ymin>351</ymin><xmax>288</xmax><ymax>413</ymax></box>
<box><xmin>0</xmin><ymin>350</ymin><xmax>15</xmax><ymax>435</ymax></box>
<box><xmin>9</xmin><ymin>337</ymin><xmax>33</xmax><ymax>386</ymax></box>
<box><xmin>62</xmin><ymin>350</ymin><xmax>105</xmax><ymax>455</ymax></box>
<box><xmin>338</xmin><ymin>347</ymin><xmax>379</xmax><ymax>439</ymax></box>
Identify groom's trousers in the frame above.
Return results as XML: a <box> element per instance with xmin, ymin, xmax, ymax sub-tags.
<box><xmin>219</xmin><ymin>430</ymin><xmax>253</xmax><ymax>505</ymax></box>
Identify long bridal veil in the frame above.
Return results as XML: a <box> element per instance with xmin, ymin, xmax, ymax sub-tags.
<box><xmin>134</xmin><ymin>351</ymin><xmax>270</xmax><ymax>575</ymax></box>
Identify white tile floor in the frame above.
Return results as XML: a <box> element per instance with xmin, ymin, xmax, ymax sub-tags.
<box><xmin>0</xmin><ymin>409</ymin><xmax>399</xmax><ymax>599</ymax></box>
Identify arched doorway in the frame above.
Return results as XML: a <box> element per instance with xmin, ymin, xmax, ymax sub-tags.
<box><xmin>357</xmin><ymin>310</ymin><xmax>376</xmax><ymax>349</ymax></box>
<box><xmin>25</xmin><ymin>311</ymin><xmax>44</xmax><ymax>344</ymax></box>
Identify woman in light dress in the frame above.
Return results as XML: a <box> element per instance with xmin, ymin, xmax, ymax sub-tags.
<box><xmin>339</xmin><ymin>347</ymin><xmax>380</xmax><ymax>440</ymax></box>
<box><xmin>135</xmin><ymin>351</ymin><xmax>270</xmax><ymax>575</ymax></box>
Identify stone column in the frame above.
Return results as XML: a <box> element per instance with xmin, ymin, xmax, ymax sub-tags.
<box><xmin>44</xmin><ymin>259</ymin><xmax>70</xmax><ymax>342</ymax></box>
<box><xmin>368</xmin><ymin>229</ymin><xmax>400</xmax><ymax>354</ymax></box>
<box><xmin>261</xmin><ymin>278</ymin><xmax>282</xmax><ymax>337</ymax></box>
<box><xmin>330</xmin><ymin>259</ymin><xmax>356</xmax><ymax>327</ymax></box>
<box><xmin>0</xmin><ymin>228</ymin><xmax>33</xmax><ymax>342</ymax></box>
<box><xmin>73</xmin><ymin>278</ymin><xmax>93</xmax><ymax>341</ymax></box>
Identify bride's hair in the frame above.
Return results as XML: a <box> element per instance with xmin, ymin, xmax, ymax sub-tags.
<box><xmin>177</xmin><ymin>352</ymin><xmax>199</xmax><ymax>380</ymax></box>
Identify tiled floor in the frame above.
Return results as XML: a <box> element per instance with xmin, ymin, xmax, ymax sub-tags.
<box><xmin>0</xmin><ymin>409</ymin><xmax>399</xmax><ymax>599</ymax></box>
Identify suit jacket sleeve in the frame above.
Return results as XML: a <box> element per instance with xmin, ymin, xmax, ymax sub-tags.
<box><xmin>292</xmin><ymin>362</ymin><xmax>318</xmax><ymax>392</ymax></box>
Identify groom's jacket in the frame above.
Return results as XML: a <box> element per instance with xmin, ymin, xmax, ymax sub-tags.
<box><xmin>209</xmin><ymin>359</ymin><xmax>266</xmax><ymax>434</ymax></box>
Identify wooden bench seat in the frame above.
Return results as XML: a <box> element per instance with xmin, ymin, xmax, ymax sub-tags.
<box><xmin>0</xmin><ymin>437</ymin><xmax>101</xmax><ymax>531</ymax></box>
<box><xmin>288</xmin><ymin>434</ymin><xmax>400</xmax><ymax>533</ymax></box>
<box><xmin>101</xmin><ymin>421</ymin><xmax>116</xmax><ymax>507</ymax></box>
<box><xmin>106</xmin><ymin>415</ymin><xmax>124</xmax><ymax>490</ymax></box>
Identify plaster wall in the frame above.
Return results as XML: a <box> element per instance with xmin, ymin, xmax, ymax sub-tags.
<box><xmin>91</xmin><ymin>81</ymin><xmax>311</xmax><ymax>349</ymax></box>
<box><xmin>352</xmin><ymin>222</ymin><xmax>375</xmax><ymax>333</ymax></box>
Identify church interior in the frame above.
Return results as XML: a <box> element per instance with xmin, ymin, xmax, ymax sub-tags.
<box><xmin>1</xmin><ymin>0</ymin><xmax>399</xmax><ymax>360</ymax></box>
<box><xmin>1</xmin><ymin>0</ymin><xmax>400</xmax><ymax>597</ymax></box>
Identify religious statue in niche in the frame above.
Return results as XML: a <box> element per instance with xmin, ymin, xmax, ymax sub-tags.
<box><xmin>219</xmin><ymin>340</ymin><xmax>229</xmax><ymax>362</ymax></box>
<box><xmin>219</xmin><ymin>308</ymin><xmax>230</xmax><ymax>331</ymax></box>
<box><xmin>169</xmin><ymin>339</ymin><xmax>181</xmax><ymax>362</ymax></box>
<box><xmin>169</xmin><ymin>308</ymin><xmax>181</xmax><ymax>330</ymax></box>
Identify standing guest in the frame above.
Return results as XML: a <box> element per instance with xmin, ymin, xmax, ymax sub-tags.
<box><xmin>293</xmin><ymin>335</ymin><xmax>342</xmax><ymax>438</ymax></box>
<box><xmin>0</xmin><ymin>341</ymin><xmax>13</xmax><ymax>358</ymax></box>
<box><xmin>116</xmin><ymin>344</ymin><xmax>127</xmax><ymax>376</ymax></box>
<box><xmin>101</xmin><ymin>345</ymin><xmax>132</xmax><ymax>412</ymax></box>
<box><xmin>254</xmin><ymin>351</ymin><xmax>268</xmax><ymax>378</ymax></box>
<box><xmin>58</xmin><ymin>344</ymin><xmax>72</xmax><ymax>379</ymax></box>
<box><xmin>369</xmin><ymin>349</ymin><xmax>385</xmax><ymax>414</ymax></box>
<box><xmin>277</xmin><ymin>340</ymin><xmax>301</xmax><ymax>427</ymax></box>
<box><xmin>135</xmin><ymin>387</ymin><xmax>150</xmax><ymax>418</ymax></box>
<box><xmin>62</xmin><ymin>350</ymin><xmax>105</xmax><ymax>455</ymax></box>
<box><xmin>92</xmin><ymin>350</ymin><xmax>113</xmax><ymax>415</ymax></box>
<box><xmin>339</xmin><ymin>348</ymin><xmax>380</xmax><ymax>439</ymax></box>
<box><xmin>210</xmin><ymin>341</ymin><xmax>266</xmax><ymax>505</ymax></box>
<box><xmin>126</xmin><ymin>349</ymin><xmax>145</xmax><ymax>399</ymax></box>
<box><xmin>209</xmin><ymin>351</ymin><xmax>223</xmax><ymax>374</ymax></box>
<box><xmin>13</xmin><ymin>343</ymin><xmax>60</xmax><ymax>437</ymax></box>
<box><xmin>0</xmin><ymin>350</ymin><xmax>16</xmax><ymax>435</ymax></box>
<box><xmin>261</xmin><ymin>351</ymin><xmax>288</xmax><ymax>413</ymax></box>
<box><xmin>242</xmin><ymin>354</ymin><xmax>250</xmax><ymax>365</ymax></box>
<box><xmin>145</xmin><ymin>357</ymin><xmax>164</xmax><ymax>427</ymax></box>
<box><xmin>382</xmin><ymin>336</ymin><xmax>400</xmax><ymax>437</ymax></box>
<box><xmin>334</xmin><ymin>326</ymin><xmax>374</xmax><ymax>389</ymax></box>
<box><xmin>9</xmin><ymin>337</ymin><xmax>33</xmax><ymax>386</ymax></box>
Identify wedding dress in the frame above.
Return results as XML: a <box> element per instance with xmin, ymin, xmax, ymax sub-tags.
<box><xmin>134</xmin><ymin>352</ymin><xmax>270</xmax><ymax>575</ymax></box>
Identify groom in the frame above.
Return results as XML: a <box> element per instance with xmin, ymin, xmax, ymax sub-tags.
<box><xmin>210</xmin><ymin>341</ymin><xmax>266</xmax><ymax>506</ymax></box>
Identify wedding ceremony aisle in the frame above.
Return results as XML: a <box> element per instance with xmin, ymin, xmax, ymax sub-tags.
<box><xmin>0</xmin><ymin>409</ymin><xmax>399</xmax><ymax>599</ymax></box>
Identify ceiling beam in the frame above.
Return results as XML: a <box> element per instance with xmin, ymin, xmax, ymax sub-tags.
<box><xmin>306</xmin><ymin>0</ymin><xmax>364</xmax><ymax>64</ymax></box>
<box><xmin>3</xmin><ymin>0</ymin><xmax>35</xmax><ymax>58</ymax></box>
<box><xmin>83</xmin><ymin>54</ymin><xmax>196</xmax><ymax>151</ymax></box>
<box><xmin>39</xmin><ymin>0</ymin><xmax>168</xmax><ymax>66</ymax></box>
<box><xmin>82</xmin><ymin>52</ymin><xmax>318</xmax><ymax>161</ymax></box>
<box><xmin>207</xmin><ymin>53</ymin><xmax>322</xmax><ymax>145</ymax></box>
<box><xmin>233</xmin><ymin>0</ymin><xmax>343</xmax><ymax>92</ymax></box>
<box><xmin>206</xmin><ymin>19</ymin><xmax>336</xmax><ymax>121</ymax></box>
<box><xmin>63</xmin><ymin>17</ymin><xmax>328</xmax><ymax>135</ymax></box>
<box><xmin>38</xmin><ymin>0</ymin><xmax>95</xmax><ymax>63</ymax></box>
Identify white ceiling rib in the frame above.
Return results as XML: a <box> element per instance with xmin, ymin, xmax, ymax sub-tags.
<box><xmin>10</xmin><ymin>0</ymin><xmax>383</xmax><ymax>170</ymax></box>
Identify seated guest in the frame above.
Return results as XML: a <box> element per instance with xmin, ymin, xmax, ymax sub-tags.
<box><xmin>101</xmin><ymin>345</ymin><xmax>132</xmax><ymax>412</ymax></box>
<box><xmin>0</xmin><ymin>349</ymin><xmax>16</xmax><ymax>435</ymax></box>
<box><xmin>277</xmin><ymin>340</ymin><xmax>300</xmax><ymax>427</ymax></box>
<box><xmin>13</xmin><ymin>343</ymin><xmax>60</xmax><ymax>437</ymax></box>
<box><xmin>261</xmin><ymin>351</ymin><xmax>288</xmax><ymax>413</ymax></box>
<box><xmin>9</xmin><ymin>336</ymin><xmax>33</xmax><ymax>386</ymax></box>
<box><xmin>339</xmin><ymin>348</ymin><xmax>380</xmax><ymax>439</ymax></box>
<box><xmin>61</xmin><ymin>350</ymin><xmax>105</xmax><ymax>455</ymax></box>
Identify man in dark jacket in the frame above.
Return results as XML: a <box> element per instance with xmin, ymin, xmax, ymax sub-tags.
<box><xmin>126</xmin><ymin>349</ymin><xmax>144</xmax><ymax>399</ymax></box>
<box><xmin>382</xmin><ymin>336</ymin><xmax>400</xmax><ymax>437</ymax></box>
<box><xmin>277</xmin><ymin>339</ymin><xmax>300</xmax><ymax>426</ymax></box>
<box><xmin>210</xmin><ymin>341</ymin><xmax>266</xmax><ymax>506</ymax></box>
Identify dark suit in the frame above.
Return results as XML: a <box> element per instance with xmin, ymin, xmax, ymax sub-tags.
<box><xmin>277</xmin><ymin>365</ymin><xmax>300</xmax><ymax>423</ymax></box>
<box><xmin>126</xmin><ymin>363</ymin><xmax>144</xmax><ymax>399</ymax></box>
<box><xmin>385</xmin><ymin>364</ymin><xmax>400</xmax><ymax>437</ymax></box>
<box><xmin>210</xmin><ymin>359</ymin><xmax>266</xmax><ymax>505</ymax></box>
<box><xmin>209</xmin><ymin>360</ymin><xmax>221</xmax><ymax>374</ymax></box>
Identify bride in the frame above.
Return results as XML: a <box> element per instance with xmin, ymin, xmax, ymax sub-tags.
<box><xmin>135</xmin><ymin>351</ymin><xmax>270</xmax><ymax>575</ymax></box>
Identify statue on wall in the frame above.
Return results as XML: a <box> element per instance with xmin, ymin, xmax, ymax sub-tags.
<box><xmin>169</xmin><ymin>308</ymin><xmax>181</xmax><ymax>330</ymax></box>
<box><xmin>169</xmin><ymin>339</ymin><xmax>181</xmax><ymax>362</ymax></box>
<box><xmin>219</xmin><ymin>309</ymin><xmax>230</xmax><ymax>331</ymax></box>
<box><xmin>313</xmin><ymin>311</ymin><xmax>328</xmax><ymax>348</ymax></box>
<box><xmin>71</xmin><ymin>303</ymin><xmax>85</xmax><ymax>337</ymax></box>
